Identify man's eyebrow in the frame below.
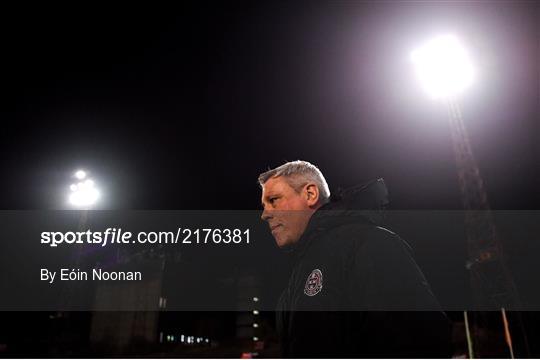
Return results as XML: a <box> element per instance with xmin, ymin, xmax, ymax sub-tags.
<box><xmin>261</xmin><ymin>193</ymin><xmax>275</xmax><ymax>208</ymax></box>
<box><xmin>263</xmin><ymin>193</ymin><xmax>277</xmax><ymax>201</ymax></box>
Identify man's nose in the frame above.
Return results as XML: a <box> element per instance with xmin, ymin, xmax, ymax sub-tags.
<box><xmin>261</xmin><ymin>207</ymin><xmax>272</xmax><ymax>222</ymax></box>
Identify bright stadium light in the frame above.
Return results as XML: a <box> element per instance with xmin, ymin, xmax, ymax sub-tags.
<box><xmin>74</xmin><ymin>170</ymin><xmax>87</xmax><ymax>180</ymax></box>
<box><xmin>68</xmin><ymin>170</ymin><xmax>100</xmax><ymax>208</ymax></box>
<box><xmin>410</xmin><ymin>34</ymin><xmax>474</xmax><ymax>100</ymax></box>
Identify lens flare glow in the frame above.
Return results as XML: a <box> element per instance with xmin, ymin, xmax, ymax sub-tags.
<box><xmin>75</xmin><ymin>170</ymin><xmax>87</xmax><ymax>180</ymax></box>
<box><xmin>68</xmin><ymin>175</ymin><xmax>99</xmax><ymax>208</ymax></box>
<box><xmin>410</xmin><ymin>34</ymin><xmax>474</xmax><ymax>100</ymax></box>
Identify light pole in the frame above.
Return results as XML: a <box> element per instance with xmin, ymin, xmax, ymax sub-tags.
<box><xmin>410</xmin><ymin>34</ymin><xmax>522</xmax><ymax>358</ymax></box>
<box><xmin>64</xmin><ymin>169</ymin><xmax>101</xmax><ymax>306</ymax></box>
<box><xmin>54</xmin><ymin>169</ymin><xmax>102</xmax><ymax>349</ymax></box>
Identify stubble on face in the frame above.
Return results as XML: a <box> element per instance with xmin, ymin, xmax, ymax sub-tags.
<box><xmin>261</xmin><ymin>176</ymin><xmax>315</xmax><ymax>248</ymax></box>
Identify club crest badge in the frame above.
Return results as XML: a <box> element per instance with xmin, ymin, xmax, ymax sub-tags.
<box><xmin>304</xmin><ymin>269</ymin><xmax>323</xmax><ymax>296</ymax></box>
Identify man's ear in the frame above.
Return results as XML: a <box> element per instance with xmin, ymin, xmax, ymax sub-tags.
<box><xmin>304</xmin><ymin>183</ymin><xmax>320</xmax><ymax>207</ymax></box>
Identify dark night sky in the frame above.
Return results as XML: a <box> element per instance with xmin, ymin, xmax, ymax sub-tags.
<box><xmin>1</xmin><ymin>2</ymin><xmax>540</xmax><ymax>346</ymax></box>
<box><xmin>1</xmin><ymin>1</ymin><xmax>538</xmax><ymax>210</ymax></box>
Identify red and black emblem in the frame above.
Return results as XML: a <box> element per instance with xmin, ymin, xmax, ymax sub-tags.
<box><xmin>304</xmin><ymin>268</ymin><xmax>323</xmax><ymax>296</ymax></box>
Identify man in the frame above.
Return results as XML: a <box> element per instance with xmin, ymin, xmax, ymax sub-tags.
<box><xmin>259</xmin><ymin>160</ymin><xmax>451</xmax><ymax>357</ymax></box>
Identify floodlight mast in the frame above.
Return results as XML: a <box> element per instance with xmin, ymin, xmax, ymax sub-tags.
<box><xmin>66</xmin><ymin>169</ymin><xmax>100</xmax><ymax>270</ymax></box>
<box><xmin>446</xmin><ymin>99</ymin><xmax>519</xmax><ymax>303</ymax></box>
<box><xmin>57</xmin><ymin>169</ymin><xmax>98</xmax><ymax>330</ymax></box>
<box><xmin>411</xmin><ymin>35</ymin><xmax>523</xmax><ymax>357</ymax></box>
<box><xmin>62</xmin><ymin>169</ymin><xmax>103</xmax><ymax>313</ymax></box>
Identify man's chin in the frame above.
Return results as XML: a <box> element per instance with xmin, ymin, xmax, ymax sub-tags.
<box><xmin>274</xmin><ymin>236</ymin><xmax>295</xmax><ymax>250</ymax></box>
<box><xmin>273</xmin><ymin>235</ymin><xmax>288</xmax><ymax>248</ymax></box>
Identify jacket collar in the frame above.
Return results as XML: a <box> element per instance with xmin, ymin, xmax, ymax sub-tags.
<box><xmin>285</xmin><ymin>203</ymin><xmax>374</xmax><ymax>261</ymax></box>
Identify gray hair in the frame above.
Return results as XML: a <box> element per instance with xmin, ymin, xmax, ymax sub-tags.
<box><xmin>258</xmin><ymin>160</ymin><xmax>331</xmax><ymax>204</ymax></box>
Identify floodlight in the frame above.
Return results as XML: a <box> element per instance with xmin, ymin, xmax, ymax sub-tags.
<box><xmin>410</xmin><ymin>34</ymin><xmax>474</xmax><ymax>99</ymax></box>
<box><xmin>68</xmin><ymin>172</ymin><xmax>100</xmax><ymax>208</ymax></box>
<box><xmin>74</xmin><ymin>170</ymin><xmax>87</xmax><ymax>180</ymax></box>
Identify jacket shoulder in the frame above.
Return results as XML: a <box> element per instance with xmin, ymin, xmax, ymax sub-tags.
<box><xmin>344</xmin><ymin>225</ymin><xmax>440</xmax><ymax>311</ymax></box>
<box><xmin>319</xmin><ymin>220</ymin><xmax>409</xmax><ymax>253</ymax></box>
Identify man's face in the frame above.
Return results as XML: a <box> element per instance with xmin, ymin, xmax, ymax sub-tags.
<box><xmin>260</xmin><ymin>176</ymin><xmax>316</xmax><ymax>248</ymax></box>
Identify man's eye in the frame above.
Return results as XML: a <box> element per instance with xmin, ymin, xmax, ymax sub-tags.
<box><xmin>270</xmin><ymin>197</ymin><xmax>278</xmax><ymax>203</ymax></box>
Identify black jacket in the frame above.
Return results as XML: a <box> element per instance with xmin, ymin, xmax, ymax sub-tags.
<box><xmin>276</xmin><ymin>205</ymin><xmax>452</xmax><ymax>357</ymax></box>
